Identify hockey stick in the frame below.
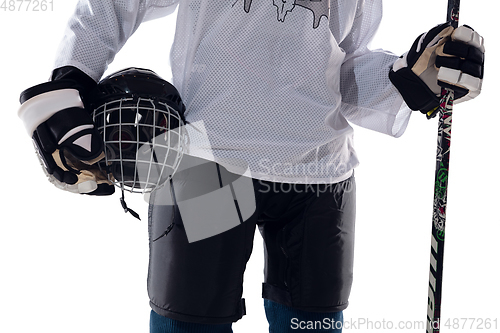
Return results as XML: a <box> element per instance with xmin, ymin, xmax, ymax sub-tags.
<box><xmin>426</xmin><ymin>1</ymin><xmax>460</xmax><ymax>332</ymax></box>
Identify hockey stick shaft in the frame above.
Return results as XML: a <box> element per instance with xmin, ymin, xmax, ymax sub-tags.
<box><xmin>426</xmin><ymin>1</ymin><xmax>460</xmax><ymax>332</ymax></box>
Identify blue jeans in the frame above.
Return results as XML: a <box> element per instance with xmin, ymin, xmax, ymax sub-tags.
<box><xmin>150</xmin><ymin>300</ymin><xmax>343</xmax><ymax>332</ymax></box>
<box><xmin>264</xmin><ymin>299</ymin><xmax>343</xmax><ymax>332</ymax></box>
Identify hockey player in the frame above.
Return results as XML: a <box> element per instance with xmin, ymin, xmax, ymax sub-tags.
<box><xmin>18</xmin><ymin>0</ymin><xmax>484</xmax><ymax>332</ymax></box>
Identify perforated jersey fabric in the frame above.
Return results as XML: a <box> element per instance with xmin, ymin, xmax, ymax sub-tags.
<box><xmin>54</xmin><ymin>0</ymin><xmax>411</xmax><ymax>184</ymax></box>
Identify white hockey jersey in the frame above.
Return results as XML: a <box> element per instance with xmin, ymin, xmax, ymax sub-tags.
<box><xmin>54</xmin><ymin>0</ymin><xmax>411</xmax><ymax>184</ymax></box>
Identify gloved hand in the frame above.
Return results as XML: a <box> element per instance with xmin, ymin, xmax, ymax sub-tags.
<box><xmin>389</xmin><ymin>23</ymin><xmax>485</xmax><ymax>118</ymax></box>
<box><xmin>18</xmin><ymin>72</ymin><xmax>115</xmax><ymax>195</ymax></box>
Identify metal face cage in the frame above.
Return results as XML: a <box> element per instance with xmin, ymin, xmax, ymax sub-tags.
<box><xmin>92</xmin><ymin>96</ymin><xmax>185</xmax><ymax>194</ymax></box>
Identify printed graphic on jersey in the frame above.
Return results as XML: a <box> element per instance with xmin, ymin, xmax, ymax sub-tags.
<box><xmin>242</xmin><ymin>0</ymin><xmax>329</xmax><ymax>29</ymax></box>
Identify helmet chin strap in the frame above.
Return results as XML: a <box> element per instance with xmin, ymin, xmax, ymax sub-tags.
<box><xmin>120</xmin><ymin>188</ymin><xmax>141</xmax><ymax>220</ymax></box>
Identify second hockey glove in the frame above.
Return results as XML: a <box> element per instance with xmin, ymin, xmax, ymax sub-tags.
<box><xmin>389</xmin><ymin>23</ymin><xmax>484</xmax><ymax>118</ymax></box>
<box><xmin>18</xmin><ymin>79</ymin><xmax>114</xmax><ymax>195</ymax></box>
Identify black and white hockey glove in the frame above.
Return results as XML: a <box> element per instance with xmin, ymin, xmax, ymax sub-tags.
<box><xmin>18</xmin><ymin>73</ymin><xmax>114</xmax><ymax>195</ymax></box>
<box><xmin>389</xmin><ymin>23</ymin><xmax>485</xmax><ymax>118</ymax></box>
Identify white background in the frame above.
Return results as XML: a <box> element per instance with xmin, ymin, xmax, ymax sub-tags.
<box><xmin>0</xmin><ymin>0</ymin><xmax>498</xmax><ymax>332</ymax></box>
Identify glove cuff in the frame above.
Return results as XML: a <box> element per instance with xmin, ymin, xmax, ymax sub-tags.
<box><xmin>51</xmin><ymin>66</ymin><xmax>97</xmax><ymax>104</ymax></box>
<box><xmin>389</xmin><ymin>67</ymin><xmax>440</xmax><ymax>113</ymax></box>
<box><xmin>18</xmin><ymin>81</ymin><xmax>84</xmax><ymax>136</ymax></box>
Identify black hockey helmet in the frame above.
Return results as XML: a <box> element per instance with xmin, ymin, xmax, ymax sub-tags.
<box><xmin>90</xmin><ymin>67</ymin><xmax>186</xmax><ymax>194</ymax></box>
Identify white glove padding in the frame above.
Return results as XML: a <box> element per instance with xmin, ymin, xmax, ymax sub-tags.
<box><xmin>436</xmin><ymin>25</ymin><xmax>484</xmax><ymax>102</ymax></box>
<box><xmin>18</xmin><ymin>80</ymin><xmax>115</xmax><ymax>195</ymax></box>
<box><xmin>389</xmin><ymin>23</ymin><xmax>484</xmax><ymax>117</ymax></box>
